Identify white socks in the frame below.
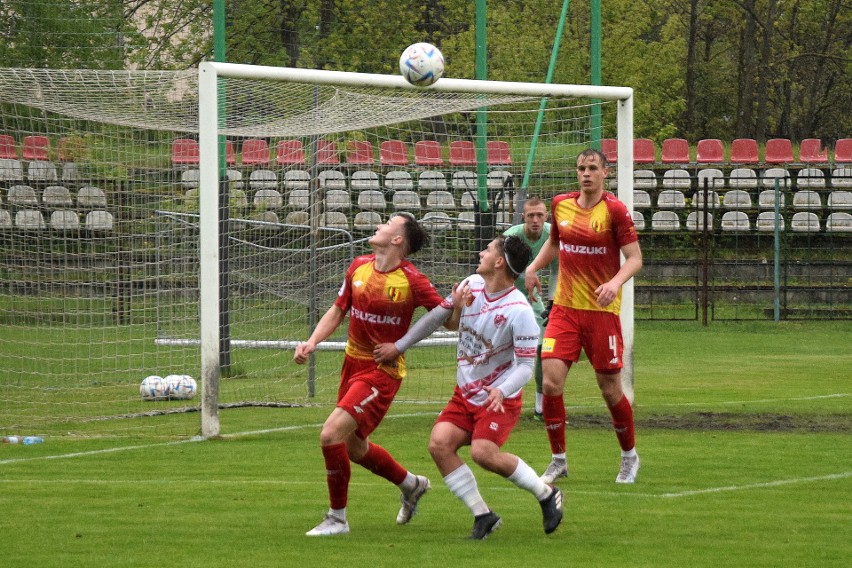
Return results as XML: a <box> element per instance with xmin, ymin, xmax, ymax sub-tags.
<box><xmin>508</xmin><ymin>458</ymin><xmax>551</xmax><ymax>501</ymax></box>
<box><xmin>444</xmin><ymin>464</ymin><xmax>489</xmax><ymax>516</ymax></box>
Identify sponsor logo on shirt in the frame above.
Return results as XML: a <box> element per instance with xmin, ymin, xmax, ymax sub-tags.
<box><xmin>350</xmin><ymin>306</ymin><xmax>402</xmax><ymax>325</ymax></box>
<box><xmin>494</xmin><ymin>314</ymin><xmax>507</xmax><ymax>327</ymax></box>
<box><xmin>559</xmin><ymin>242</ymin><xmax>608</xmax><ymax>255</ymax></box>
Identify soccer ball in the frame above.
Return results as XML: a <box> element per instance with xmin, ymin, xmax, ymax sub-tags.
<box><xmin>140</xmin><ymin>375</ymin><xmax>166</xmax><ymax>401</ymax></box>
<box><xmin>163</xmin><ymin>374</ymin><xmax>197</xmax><ymax>400</ymax></box>
<box><xmin>399</xmin><ymin>42</ymin><xmax>444</xmax><ymax>87</ymax></box>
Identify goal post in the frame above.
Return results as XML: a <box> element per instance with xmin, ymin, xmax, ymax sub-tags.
<box><xmin>197</xmin><ymin>62</ymin><xmax>635</xmax><ymax>437</ymax></box>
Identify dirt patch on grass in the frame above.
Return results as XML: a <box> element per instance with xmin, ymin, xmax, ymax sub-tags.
<box><xmin>563</xmin><ymin>412</ymin><xmax>852</xmax><ymax>433</ymax></box>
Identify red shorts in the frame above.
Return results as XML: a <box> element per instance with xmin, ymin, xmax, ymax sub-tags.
<box><xmin>541</xmin><ymin>305</ymin><xmax>624</xmax><ymax>373</ymax></box>
<box><xmin>337</xmin><ymin>355</ymin><xmax>402</xmax><ymax>439</ymax></box>
<box><xmin>435</xmin><ymin>387</ymin><xmax>523</xmax><ymax>447</ymax></box>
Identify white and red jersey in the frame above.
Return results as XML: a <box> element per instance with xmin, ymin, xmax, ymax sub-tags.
<box><xmin>454</xmin><ymin>274</ymin><xmax>539</xmax><ymax>406</ymax></box>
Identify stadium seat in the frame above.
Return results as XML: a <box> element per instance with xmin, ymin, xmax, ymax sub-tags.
<box><xmin>798</xmin><ymin>138</ymin><xmax>828</xmax><ymax>164</ymax></box>
<box><xmin>792</xmin><ymin>190</ymin><xmax>822</xmax><ymax>210</ymax></box>
<box><xmin>171</xmin><ymin>138</ymin><xmax>200</xmax><ymax>165</ymax></box>
<box><xmin>633</xmin><ymin>138</ymin><xmax>656</xmax><ymax>164</ymax></box>
<box><xmin>229</xmin><ymin>189</ymin><xmax>249</xmax><ymax>210</ymax></box>
<box><xmin>651</xmin><ymin>210</ymin><xmax>680</xmax><ymax>231</ymax></box>
<box><xmin>756</xmin><ymin>211</ymin><xmax>785</xmax><ymax>232</ymax></box>
<box><xmin>60</xmin><ymin>162</ymin><xmax>79</xmax><ymax>183</ymax></box>
<box><xmin>319</xmin><ymin>211</ymin><xmax>349</xmax><ymax>230</ymax></box>
<box><xmin>657</xmin><ymin>190</ymin><xmax>686</xmax><ymax>209</ymax></box>
<box><xmin>760</xmin><ymin>167</ymin><xmax>792</xmax><ymax>189</ymax></box>
<box><xmin>276</xmin><ymin>140</ymin><xmax>305</xmax><ymax>166</ymax></box>
<box><xmin>661</xmin><ymin>138</ymin><xmax>690</xmax><ymax>164</ymax></box>
<box><xmin>486</xmin><ymin>170</ymin><xmax>511</xmax><ymax>190</ymax></box>
<box><xmin>346</xmin><ymin>140</ymin><xmax>374</xmax><ymax>166</ymax></box>
<box><xmin>283</xmin><ymin>169</ymin><xmax>311</xmax><ymax>190</ymax></box>
<box><xmin>827</xmin><ymin>191</ymin><xmax>852</xmax><ymax>209</ymax></box>
<box><xmin>722</xmin><ymin>190</ymin><xmax>753</xmax><ymax>210</ymax></box>
<box><xmin>728</xmin><ymin>168</ymin><xmax>758</xmax><ymax>189</ymax></box>
<box><xmin>0</xmin><ymin>134</ymin><xmax>17</xmax><ymax>159</ymax></box>
<box><xmin>241</xmin><ymin>139</ymin><xmax>271</xmax><ymax>166</ymax></box>
<box><xmin>324</xmin><ymin>189</ymin><xmax>351</xmax><ymax>211</ymax></box>
<box><xmin>791</xmin><ymin>211</ymin><xmax>820</xmax><ymax>233</ymax></box>
<box><xmin>633</xmin><ymin>190</ymin><xmax>652</xmax><ymax>209</ymax></box>
<box><xmin>486</xmin><ymin>140</ymin><xmax>512</xmax><ymax>166</ymax></box>
<box><xmin>27</xmin><ymin>160</ymin><xmax>58</xmax><ymax>183</ymax></box>
<box><xmin>284</xmin><ymin>211</ymin><xmax>309</xmax><ymax>226</ymax></box>
<box><xmin>634</xmin><ymin>170</ymin><xmax>658</xmax><ymax>190</ymax></box>
<box><xmin>249</xmin><ymin>210</ymin><xmax>281</xmax><ymax>230</ymax></box>
<box><xmin>452</xmin><ymin>170</ymin><xmax>477</xmax><ymax>193</ymax></box>
<box><xmin>49</xmin><ymin>210</ymin><xmax>80</xmax><ymax>231</ymax></box>
<box><xmin>42</xmin><ymin>185</ymin><xmax>74</xmax><ymax>209</ymax></box>
<box><xmin>600</xmin><ymin>138</ymin><xmax>618</xmax><ymax>162</ymax></box>
<box><xmin>249</xmin><ymin>169</ymin><xmax>278</xmax><ymax>190</ymax></box>
<box><xmin>631</xmin><ymin>210</ymin><xmax>645</xmax><ymax>231</ymax></box>
<box><xmin>15</xmin><ymin>209</ymin><xmax>46</xmax><ymax>230</ymax></box>
<box><xmin>459</xmin><ymin>192</ymin><xmax>476</xmax><ymax>210</ymax></box>
<box><xmin>392</xmin><ymin>191</ymin><xmax>421</xmax><ymax>211</ymax></box>
<box><xmin>0</xmin><ymin>158</ymin><xmax>24</xmax><ymax>182</ymax></box>
<box><xmin>686</xmin><ymin>211</ymin><xmax>713</xmax><ymax>231</ymax></box>
<box><xmin>226</xmin><ymin>169</ymin><xmax>243</xmax><ymax>188</ymax></box>
<box><xmin>764</xmin><ymin>138</ymin><xmax>794</xmax><ymax>164</ymax></box>
<box><xmin>379</xmin><ymin>140</ymin><xmax>409</xmax><ymax>166</ymax></box>
<box><xmin>758</xmin><ymin>190</ymin><xmax>785</xmax><ymax>209</ymax></box>
<box><xmin>414</xmin><ymin>140</ymin><xmax>444</xmax><ymax>166</ymax></box>
<box><xmin>353</xmin><ymin>210</ymin><xmax>382</xmax><ymax>231</ymax></box>
<box><xmin>384</xmin><ymin>170</ymin><xmax>414</xmax><ymax>191</ymax></box>
<box><xmin>697</xmin><ymin>168</ymin><xmax>725</xmax><ymax>190</ymax></box>
<box><xmin>7</xmin><ymin>185</ymin><xmax>39</xmax><ymax>207</ymax></box>
<box><xmin>22</xmin><ymin>135</ymin><xmax>50</xmax><ymax>161</ymax></box>
<box><xmin>730</xmin><ymin>138</ymin><xmax>759</xmax><ymax>164</ymax></box>
<box><xmin>662</xmin><ymin>169</ymin><xmax>690</xmax><ymax>189</ymax></box>
<box><xmin>830</xmin><ymin>167</ymin><xmax>852</xmax><ymax>189</ymax></box>
<box><xmin>418</xmin><ymin>170</ymin><xmax>447</xmax><ymax>191</ymax></box>
<box><xmin>695</xmin><ymin>139</ymin><xmax>725</xmax><ymax>163</ymax></box>
<box><xmin>317</xmin><ymin>170</ymin><xmax>346</xmax><ymax>190</ymax></box>
<box><xmin>721</xmin><ymin>211</ymin><xmax>750</xmax><ymax>232</ymax></box>
<box><xmin>179</xmin><ymin>169</ymin><xmax>201</xmax><ymax>189</ymax></box>
<box><xmin>833</xmin><ymin>139</ymin><xmax>852</xmax><ymax>164</ymax></box>
<box><xmin>350</xmin><ymin>170</ymin><xmax>380</xmax><ymax>191</ymax></box>
<box><xmin>76</xmin><ymin>186</ymin><xmax>107</xmax><ymax>209</ymax></box>
<box><xmin>692</xmin><ymin>190</ymin><xmax>721</xmax><ymax>209</ymax></box>
<box><xmin>825</xmin><ymin>212</ymin><xmax>852</xmax><ymax>232</ymax></box>
<box><xmin>426</xmin><ymin>190</ymin><xmax>456</xmax><ymax>211</ymax></box>
<box><xmin>357</xmin><ymin>190</ymin><xmax>387</xmax><ymax>211</ymax></box>
<box><xmin>449</xmin><ymin>141</ymin><xmax>476</xmax><ymax>167</ymax></box>
<box><xmin>253</xmin><ymin>189</ymin><xmax>283</xmax><ymax>210</ymax></box>
<box><xmin>796</xmin><ymin>168</ymin><xmax>825</xmax><ymax>188</ymax></box>
<box><xmin>457</xmin><ymin>211</ymin><xmax>476</xmax><ymax>231</ymax></box>
<box><xmin>420</xmin><ymin>211</ymin><xmax>453</xmax><ymax>231</ymax></box>
<box><xmin>315</xmin><ymin>139</ymin><xmax>340</xmax><ymax>165</ymax></box>
<box><xmin>287</xmin><ymin>189</ymin><xmax>310</xmax><ymax>210</ymax></box>
<box><xmin>0</xmin><ymin>209</ymin><xmax>12</xmax><ymax>228</ymax></box>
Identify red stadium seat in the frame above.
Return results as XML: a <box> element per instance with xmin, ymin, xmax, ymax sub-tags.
<box><xmin>798</xmin><ymin>138</ymin><xmax>828</xmax><ymax>164</ymax></box>
<box><xmin>661</xmin><ymin>138</ymin><xmax>690</xmax><ymax>164</ymax></box>
<box><xmin>633</xmin><ymin>138</ymin><xmax>656</xmax><ymax>164</ymax></box>
<box><xmin>276</xmin><ymin>139</ymin><xmax>305</xmax><ymax>166</ymax></box>
<box><xmin>316</xmin><ymin>139</ymin><xmax>340</xmax><ymax>165</ymax></box>
<box><xmin>241</xmin><ymin>138</ymin><xmax>271</xmax><ymax>166</ymax></box>
<box><xmin>22</xmin><ymin>135</ymin><xmax>50</xmax><ymax>161</ymax></box>
<box><xmin>696</xmin><ymin>139</ymin><xmax>725</xmax><ymax>163</ymax></box>
<box><xmin>834</xmin><ymin>138</ymin><xmax>852</xmax><ymax>164</ymax></box>
<box><xmin>414</xmin><ymin>140</ymin><xmax>444</xmax><ymax>166</ymax></box>
<box><xmin>448</xmin><ymin>141</ymin><xmax>476</xmax><ymax>166</ymax></box>
<box><xmin>764</xmin><ymin>138</ymin><xmax>794</xmax><ymax>164</ymax></box>
<box><xmin>730</xmin><ymin>138</ymin><xmax>759</xmax><ymax>163</ymax></box>
<box><xmin>0</xmin><ymin>134</ymin><xmax>18</xmax><ymax>159</ymax></box>
<box><xmin>600</xmin><ymin>138</ymin><xmax>618</xmax><ymax>162</ymax></box>
<box><xmin>380</xmin><ymin>140</ymin><xmax>409</xmax><ymax>166</ymax></box>
<box><xmin>346</xmin><ymin>140</ymin><xmax>374</xmax><ymax>165</ymax></box>
<box><xmin>486</xmin><ymin>140</ymin><xmax>512</xmax><ymax>166</ymax></box>
<box><xmin>171</xmin><ymin>138</ymin><xmax>200</xmax><ymax>165</ymax></box>
<box><xmin>224</xmin><ymin>140</ymin><xmax>236</xmax><ymax>165</ymax></box>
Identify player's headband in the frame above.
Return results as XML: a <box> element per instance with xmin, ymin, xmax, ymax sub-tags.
<box><xmin>502</xmin><ymin>236</ymin><xmax>524</xmax><ymax>277</ymax></box>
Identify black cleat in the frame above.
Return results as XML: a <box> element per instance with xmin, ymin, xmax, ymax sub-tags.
<box><xmin>470</xmin><ymin>511</ymin><xmax>502</xmax><ymax>540</ymax></box>
<box><xmin>540</xmin><ymin>486</ymin><xmax>564</xmax><ymax>534</ymax></box>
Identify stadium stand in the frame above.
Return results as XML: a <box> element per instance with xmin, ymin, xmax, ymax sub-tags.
<box><xmin>756</xmin><ymin>211</ymin><xmax>785</xmax><ymax>231</ymax></box>
<box><xmin>319</xmin><ymin>212</ymin><xmax>349</xmax><ymax>229</ymax></box>
<box><xmin>826</xmin><ymin>212</ymin><xmax>852</xmax><ymax>232</ymax></box>
<box><xmin>657</xmin><ymin>190</ymin><xmax>686</xmax><ymax>209</ymax></box>
<box><xmin>379</xmin><ymin>140</ymin><xmax>409</xmax><ymax>166</ymax></box>
<box><xmin>633</xmin><ymin>138</ymin><xmax>656</xmax><ymax>164</ymax></box>
<box><xmin>425</xmin><ymin>190</ymin><xmax>456</xmax><ymax>211</ymax></box>
<box><xmin>350</xmin><ymin>170</ymin><xmax>380</xmax><ymax>191</ymax></box>
<box><xmin>798</xmin><ymin>139</ymin><xmax>828</xmax><ymax>163</ymax></box>
<box><xmin>22</xmin><ymin>135</ymin><xmax>50</xmax><ymax>161</ymax></box>
<box><xmin>353</xmin><ymin>210</ymin><xmax>382</xmax><ymax>231</ymax></box>
<box><xmin>827</xmin><ymin>191</ymin><xmax>852</xmax><ymax>209</ymax></box>
<box><xmin>730</xmin><ymin>138</ymin><xmax>760</xmax><ymax>163</ymax></box>
<box><xmin>661</xmin><ymin>138</ymin><xmax>690</xmax><ymax>164</ymax></box>
<box><xmin>356</xmin><ymin>190</ymin><xmax>387</xmax><ymax>211</ymax></box>
<box><xmin>697</xmin><ymin>168</ymin><xmax>725</xmax><ymax>189</ymax></box>
<box><xmin>486</xmin><ymin>170</ymin><xmax>511</xmax><ymax>190</ymax></box>
<box><xmin>42</xmin><ymin>185</ymin><xmax>74</xmax><ymax>209</ymax></box>
<box><xmin>418</xmin><ymin>170</ymin><xmax>448</xmax><ymax>191</ymax></box>
<box><xmin>728</xmin><ymin>168</ymin><xmax>758</xmax><ymax>188</ymax></box>
<box><xmin>253</xmin><ymin>189</ymin><xmax>283</xmax><ymax>210</ymax></box>
<box><xmin>486</xmin><ymin>140</ymin><xmax>512</xmax><ymax>166</ymax></box>
<box><xmin>249</xmin><ymin>169</ymin><xmax>278</xmax><ymax>190</ymax></box>
<box><xmin>414</xmin><ymin>140</ymin><xmax>443</xmax><ymax>166</ymax></box>
<box><xmin>287</xmin><ymin>189</ymin><xmax>309</xmax><ymax>210</ymax></box>
<box><xmin>0</xmin><ymin>158</ymin><xmax>24</xmax><ymax>182</ymax></box>
<box><xmin>179</xmin><ymin>169</ymin><xmax>199</xmax><ymax>189</ymax></box>
<box><xmin>457</xmin><ymin>211</ymin><xmax>475</xmax><ymax>231</ymax></box>
<box><xmin>27</xmin><ymin>160</ymin><xmax>58</xmax><ymax>183</ymax></box>
<box><xmin>283</xmin><ymin>169</ymin><xmax>311</xmax><ymax>190</ymax></box>
<box><xmin>76</xmin><ymin>186</ymin><xmax>108</xmax><ymax>209</ymax></box>
<box><xmin>324</xmin><ymin>189</ymin><xmax>351</xmax><ymax>211</ymax></box>
<box><xmin>633</xmin><ymin>190</ymin><xmax>652</xmax><ymax>209</ymax></box>
<box><xmin>722</xmin><ymin>189</ymin><xmax>753</xmax><ymax>210</ymax></box>
<box><xmin>792</xmin><ymin>190</ymin><xmax>822</xmax><ymax>210</ymax></box>
<box><xmin>651</xmin><ymin>210</ymin><xmax>680</xmax><ymax>231</ymax></box>
<box><xmin>392</xmin><ymin>191</ymin><xmax>421</xmax><ymax>212</ymax></box>
<box><xmin>285</xmin><ymin>211</ymin><xmax>309</xmax><ymax>226</ymax></box>
<box><xmin>692</xmin><ymin>190</ymin><xmax>721</xmax><ymax>209</ymax></box>
<box><xmin>49</xmin><ymin>210</ymin><xmax>80</xmax><ymax>231</ymax></box>
<box><xmin>686</xmin><ymin>211</ymin><xmax>713</xmax><ymax>231</ymax></box>
<box><xmin>7</xmin><ymin>185</ymin><xmax>39</xmax><ymax>207</ymax></box>
<box><xmin>721</xmin><ymin>211</ymin><xmax>750</xmax><ymax>232</ymax></box>
<box><xmin>448</xmin><ymin>141</ymin><xmax>476</xmax><ymax>167</ymax></box>
<box><xmin>662</xmin><ymin>169</ymin><xmax>690</xmax><ymax>189</ymax></box>
<box><xmin>459</xmin><ymin>192</ymin><xmax>476</xmax><ymax>210</ymax></box>
<box><xmin>758</xmin><ymin>189</ymin><xmax>785</xmax><ymax>209</ymax></box>
<box><xmin>384</xmin><ymin>170</ymin><xmax>414</xmax><ymax>191</ymax></box>
<box><xmin>830</xmin><ymin>168</ymin><xmax>852</xmax><ymax>188</ymax></box>
<box><xmin>15</xmin><ymin>209</ymin><xmax>46</xmax><ymax>230</ymax></box>
<box><xmin>633</xmin><ymin>169</ymin><xmax>658</xmax><ymax>190</ymax></box>
<box><xmin>317</xmin><ymin>170</ymin><xmax>346</xmax><ymax>190</ymax></box>
<box><xmin>451</xmin><ymin>170</ymin><xmax>477</xmax><ymax>193</ymax></box>
<box><xmin>346</xmin><ymin>140</ymin><xmax>374</xmax><ymax>166</ymax></box>
<box><xmin>241</xmin><ymin>139</ymin><xmax>271</xmax><ymax>167</ymax></box>
<box><xmin>761</xmin><ymin>167</ymin><xmax>792</xmax><ymax>188</ymax></box>
<box><xmin>276</xmin><ymin>140</ymin><xmax>306</xmax><ymax>167</ymax></box>
<box><xmin>791</xmin><ymin>211</ymin><xmax>820</xmax><ymax>232</ymax></box>
<box><xmin>764</xmin><ymin>138</ymin><xmax>794</xmax><ymax>164</ymax></box>
<box><xmin>696</xmin><ymin>139</ymin><xmax>725</xmax><ymax>163</ymax></box>
<box><xmin>796</xmin><ymin>168</ymin><xmax>826</xmax><ymax>188</ymax></box>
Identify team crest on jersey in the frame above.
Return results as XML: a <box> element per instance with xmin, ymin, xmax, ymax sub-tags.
<box><xmin>494</xmin><ymin>314</ymin><xmax>507</xmax><ymax>327</ymax></box>
<box><xmin>386</xmin><ymin>286</ymin><xmax>402</xmax><ymax>302</ymax></box>
<box><xmin>591</xmin><ymin>219</ymin><xmax>604</xmax><ymax>232</ymax></box>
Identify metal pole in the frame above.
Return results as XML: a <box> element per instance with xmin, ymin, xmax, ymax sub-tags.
<box><xmin>474</xmin><ymin>0</ymin><xmax>492</xmax><ymax>251</ymax></box>
<box><xmin>590</xmin><ymin>0</ymin><xmax>602</xmax><ymax>147</ymax></box>
<box><xmin>773</xmin><ymin>178</ymin><xmax>781</xmax><ymax>322</ymax></box>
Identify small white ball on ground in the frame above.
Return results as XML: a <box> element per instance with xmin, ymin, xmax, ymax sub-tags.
<box><xmin>399</xmin><ymin>42</ymin><xmax>445</xmax><ymax>87</ymax></box>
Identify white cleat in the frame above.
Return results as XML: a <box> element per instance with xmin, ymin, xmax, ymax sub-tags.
<box><xmin>540</xmin><ymin>459</ymin><xmax>568</xmax><ymax>485</ymax></box>
<box><xmin>397</xmin><ymin>475</ymin><xmax>431</xmax><ymax>525</ymax></box>
<box><xmin>616</xmin><ymin>453</ymin><xmax>640</xmax><ymax>484</ymax></box>
<box><xmin>306</xmin><ymin>512</ymin><xmax>350</xmax><ymax>536</ymax></box>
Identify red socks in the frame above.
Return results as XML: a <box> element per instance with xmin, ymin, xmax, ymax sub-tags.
<box><xmin>542</xmin><ymin>393</ymin><xmax>566</xmax><ymax>454</ymax></box>
<box><xmin>352</xmin><ymin>442</ymin><xmax>407</xmax><ymax>485</ymax></box>
<box><xmin>321</xmin><ymin>442</ymin><xmax>351</xmax><ymax>510</ymax></box>
<box><xmin>609</xmin><ymin>395</ymin><xmax>636</xmax><ymax>451</ymax></box>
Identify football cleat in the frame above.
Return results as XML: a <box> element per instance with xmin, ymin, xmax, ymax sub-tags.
<box><xmin>539</xmin><ymin>486</ymin><xmax>564</xmax><ymax>534</ymax></box>
<box><xmin>470</xmin><ymin>511</ymin><xmax>502</xmax><ymax>540</ymax></box>
<box><xmin>397</xmin><ymin>475</ymin><xmax>431</xmax><ymax>525</ymax></box>
<box><xmin>305</xmin><ymin>512</ymin><xmax>350</xmax><ymax>537</ymax></box>
<box><xmin>540</xmin><ymin>459</ymin><xmax>568</xmax><ymax>485</ymax></box>
<box><xmin>616</xmin><ymin>453</ymin><xmax>640</xmax><ymax>484</ymax></box>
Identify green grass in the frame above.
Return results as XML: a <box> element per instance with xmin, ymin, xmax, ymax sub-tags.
<box><xmin>1</xmin><ymin>321</ymin><xmax>850</xmax><ymax>567</ymax></box>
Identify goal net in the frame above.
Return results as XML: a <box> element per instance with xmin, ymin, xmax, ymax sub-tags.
<box><xmin>0</xmin><ymin>65</ymin><xmax>634</xmax><ymax>440</ymax></box>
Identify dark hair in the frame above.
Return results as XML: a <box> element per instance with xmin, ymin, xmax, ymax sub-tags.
<box><xmin>576</xmin><ymin>148</ymin><xmax>609</xmax><ymax>168</ymax></box>
<box><xmin>497</xmin><ymin>235</ymin><xmax>532</xmax><ymax>278</ymax></box>
<box><xmin>395</xmin><ymin>213</ymin><xmax>429</xmax><ymax>255</ymax></box>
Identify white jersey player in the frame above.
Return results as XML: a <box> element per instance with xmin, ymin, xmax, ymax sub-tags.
<box><xmin>374</xmin><ymin>235</ymin><xmax>564</xmax><ymax>540</ymax></box>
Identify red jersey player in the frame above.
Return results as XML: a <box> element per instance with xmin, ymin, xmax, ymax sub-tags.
<box><xmin>294</xmin><ymin>213</ymin><xmax>447</xmax><ymax>536</ymax></box>
<box><xmin>525</xmin><ymin>148</ymin><xmax>644</xmax><ymax>484</ymax></box>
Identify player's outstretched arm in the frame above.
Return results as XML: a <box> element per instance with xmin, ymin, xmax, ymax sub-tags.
<box><xmin>294</xmin><ymin>305</ymin><xmax>346</xmax><ymax>364</ymax></box>
<box><xmin>525</xmin><ymin>238</ymin><xmax>558</xmax><ymax>302</ymax></box>
<box><xmin>373</xmin><ymin>302</ymin><xmax>454</xmax><ymax>364</ymax></box>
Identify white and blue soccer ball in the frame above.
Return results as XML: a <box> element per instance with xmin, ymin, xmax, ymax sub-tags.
<box><xmin>399</xmin><ymin>42</ymin><xmax>445</xmax><ymax>87</ymax></box>
<box><xmin>163</xmin><ymin>374</ymin><xmax>197</xmax><ymax>400</ymax></box>
<box><xmin>140</xmin><ymin>375</ymin><xmax>166</xmax><ymax>401</ymax></box>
